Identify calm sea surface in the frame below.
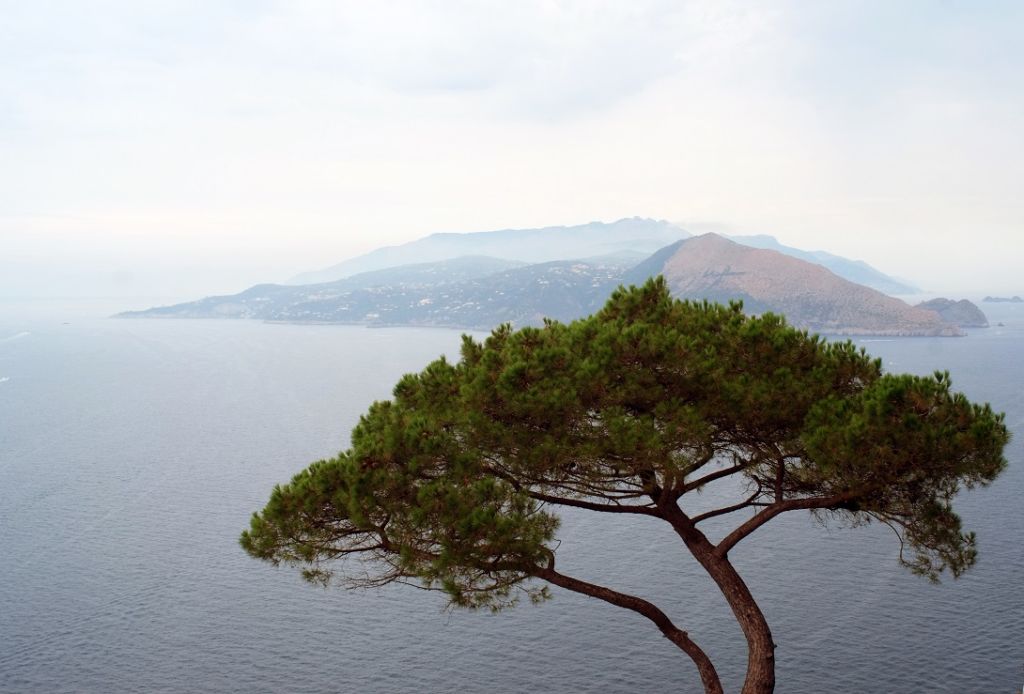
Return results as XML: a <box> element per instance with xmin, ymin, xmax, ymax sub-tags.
<box><xmin>1</xmin><ymin>300</ymin><xmax>1022</xmax><ymax>693</ymax></box>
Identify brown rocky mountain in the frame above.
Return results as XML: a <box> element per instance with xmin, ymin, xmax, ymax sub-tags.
<box><xmin>625</xmin><ymin>234</ymin><xmax>961</xmax><ymax>336</ymax></box>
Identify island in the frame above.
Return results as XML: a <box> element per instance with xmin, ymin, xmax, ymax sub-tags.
<box><xmin>119</xmin><ymin>234</ymin><xmax>964</xmax><ymax>337</ymax></box>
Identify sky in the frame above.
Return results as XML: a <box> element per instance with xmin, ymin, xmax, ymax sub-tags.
<box><xmin>2</xmin><ymin>0</ymin><xmax>1023</xmax><ymax>301</ymax></box>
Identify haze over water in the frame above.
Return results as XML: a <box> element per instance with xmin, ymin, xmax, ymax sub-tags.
<box><xmin>1</xmin><ymin>301</ymin><xmax>1021</xmax><ymax>693</ymax></box>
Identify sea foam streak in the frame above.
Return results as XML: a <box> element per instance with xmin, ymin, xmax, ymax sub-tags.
<box><xmin>0</xmin><ymin>331</ymin><xmax>30</xmax><ymax>343</ymax></box>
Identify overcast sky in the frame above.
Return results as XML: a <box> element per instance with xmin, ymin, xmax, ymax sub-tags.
<box><xmin>2</xmin><ymin>1</ymin><xmax>1022</xmax><ymax>301</ymax></box>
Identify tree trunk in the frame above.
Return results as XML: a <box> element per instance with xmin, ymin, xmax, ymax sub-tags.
<box><xmin>536</xmin><ymin>566</ymin><xmax>725</xmax><ymax>694</ymax></box>
<box><xmin>699</xmin><ymin>553</ymin><xmax>776</xmax><ymax>694</ymax></box>
<box><xmin>664</xmin><ymin>507</ymin><xmax>776</xmax><ymax>694</ymax></box>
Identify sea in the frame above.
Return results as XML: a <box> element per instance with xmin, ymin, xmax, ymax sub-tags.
<box><xmin>1</xmin><ymin>299</ymin><xmax>1022</xmax><ymax>694</ymax></box>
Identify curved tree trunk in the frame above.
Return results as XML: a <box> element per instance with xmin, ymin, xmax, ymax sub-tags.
<box><xmin>664</xmin><ymin>506</ymin><xmax>776</xmax><ymax>694</ymax></box>
<box><xmin>536</xmin><ymin>566</ymin><xmax>725</xmax><ymax>694</ymax></box>
<box><xmin>696</xmin><ymin>551</ymin><xmax>776</xmax><ymax>694</ymax></box>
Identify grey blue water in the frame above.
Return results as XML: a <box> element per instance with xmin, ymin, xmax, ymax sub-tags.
<box><xmin>1</xmin><ymin>300</ymin><xmax>1022</xmax><ymax>693</ymax></box>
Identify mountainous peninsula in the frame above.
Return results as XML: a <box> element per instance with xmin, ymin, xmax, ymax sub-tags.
<box><xmin>120</xmin><ymin>230</ymin><xmax>963</xmax><ymax>337</ymax></box>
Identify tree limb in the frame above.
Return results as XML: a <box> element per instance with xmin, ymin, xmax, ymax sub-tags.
<box><xmin>691</xmin><ymin>484</ymin><xmax>764</xmax><ymax>524</ymax></box>
<box><xmin>528</xmin><ymin>490</ymin><xmax>659</xmax><ymax>515</ymax></box>
<box><xmin>683</xmin><ymin>463</ymin><xmax>749</xmax><ymax>493</ymax></box>
<box><xmin>535</xmin><ymin>564</ymin><xmax>724</xmax><ymax>694</ymax></box>
<box><xmin>714</xmin><ymin>490</ymin><xmax>862</xmax><ymax>558</ymax></box>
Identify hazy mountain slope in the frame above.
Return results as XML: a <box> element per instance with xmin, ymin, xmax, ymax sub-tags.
<box><xmin>625</xmin><ymin>234</ymin><xmax>958</xmax><ymax>336</ymax></box>
<box><xmin>356</xmin><ymin>259</ymin><xmax>626</xmax><ymax>328</ymax></box>
<box><xmin>277</xmin><ymin>259</ymin><xmax>625</xmax><ymax>328</ymax></box>
<box><xmin>325</xmin><ymin>256</ymin><xmax>527</xmax><ymax>289</ymax></box>
<box><xmin>120</xmin><ymin>256</ymin><xmax>525</xmax><ymax>320</ymax></box>
<box><xmin>287</xmin><ymin>219</ymin><xmax>915</xmax><ymax>296</ymax></box>
<box><xmin>288</xmin><ymin>217</ymin><xmax>688</xmax><ymax>284</ymax></box>
<box><xmin>119</xmin><ymin>257</ymin><xmax>630</xmax><ymax>328</ymax></box>
<box><xmin>729</xmin><ymin>234</ymin><xmax>919</xmax><ymax>294</ymax></box>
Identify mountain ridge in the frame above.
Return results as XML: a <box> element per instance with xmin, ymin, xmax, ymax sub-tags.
<box><xmin>122</xmin><ymin>234</ymin><xmax>961</xmax><ymax>337</ymax></box>
<box><xmin>288</xmin><ymin>218</ymin><xmax>915</xmax><ymax>295</ymax></box>
<box><xmin>726</xmin><ymin>234</ymin><xmax>919</xmax><ymax>294</ymax></box>
<box><xmin>289</xmin><ymin>217</ymin><xmax>687</xmax><ymax>284</ymax></box>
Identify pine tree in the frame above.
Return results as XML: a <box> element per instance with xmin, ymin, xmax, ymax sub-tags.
<box><xmin>241</xmin><ymin>278</ymin><xmax>1008</xmax><ymax>694</ymax></box>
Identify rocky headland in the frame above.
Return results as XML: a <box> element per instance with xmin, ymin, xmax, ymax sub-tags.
<box><xmin>915</xmin><ymin>298</ymin><xmax>989</xmax><ymax>328</ymax></box>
